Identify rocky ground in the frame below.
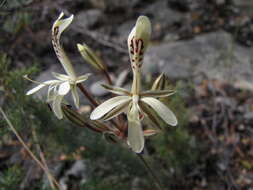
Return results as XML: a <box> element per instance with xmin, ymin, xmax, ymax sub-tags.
<box><xmin>1</xmin><ymin>0</ymin><xmax>253</xmax><ymax>189</ymax></box>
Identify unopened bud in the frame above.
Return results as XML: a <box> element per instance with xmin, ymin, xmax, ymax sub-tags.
<box><xmin>62</xmin><ymin>105</ymin><xmax>87</xmax><ymax>127</ymax></box>
<box><xmin>151</xmin><ymin>73</ymin><xmax>166</xmax><ymax>91</ymax></box>
<box><xmin>77</xmin><ymin>43</ymin><xmax>106</xmax><ymax>71</ymax></box>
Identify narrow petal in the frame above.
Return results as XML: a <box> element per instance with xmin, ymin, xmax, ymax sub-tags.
<box><xmin>76</xmin><ymin>73</ymin><xmax>91</xmax><ymax>83</ymax></box>
<box><xmin>52</xmin><ymin>72</ymin><xmax>70</xmax><ymax>81</ymax></box>
<box><xmin>141</xmin><ymin>97</ymin><xmax>177</xmax><ymax>126</ymax></box>
<box><xmin>52</xmin><ymin>95</ymin><xmax>64</xmax><ymax>119</ymax></box>
<box><xmin>26</xmin><ymin>80</ymin><xmax>59</xmax><ymax>95</ymax></box>
<box><xmin>143</xmin><ymin>129</ymin><xmax>159</xmax><ymax>137</ymax></box>
<box><xmin>47</xmin><ymin>84</ymin><xmax>58</xmax><ymax>102</ymax></box>
<box><xmin>101</xmin><ymin>84</ymin><xmax>131</xmax><ymax>96</ymax></box>
<box><xmin>26</xmin><ymin>84</ymin><xmax>46</xmax><ymax>95</ymax></box>
<box><xmin>127</xmin><ymin>26</ymin><xmax>136</xmax><ymax>63</ymax></box>
<box><xmin>139</xmin><ymin>101</ymin><xmax>161</xmax><ymax>128</ymax></box>
<box><xmin>71</xmin><ymin>85</ymin><xmax>79</xmax><ymax>108</ymax></box>
<box><xmin>58</xmin><ymin>81</ymin><xmax>70</xmax><ymax>95</ymax></box>
<box><xmin>135</xmin><ymin>16</ymin><xmax>151</xmax><ymax>53</ymax></box>
<box><xmin>140</xmin><ymin>90</ymin><xmax>175</xmax><ymax>98</ymax></box>
<box><xmin>127</xmin><ymin>102</ymin><xmax>144</xmax><ymax>153</ymax></box>
<box><xmin>90</xmin><ymin>96</ymin><xmax>131</xmax><ymax>120</ymax></box>
<box><xmin>52</xmin><ymin>12</ymin><xmax>76</xmax><ymax>78</ymax></box>
<box><xmin>101</xmin><ymin>100</ymin><xmax>129</xmax><ymax>121</ymax></box>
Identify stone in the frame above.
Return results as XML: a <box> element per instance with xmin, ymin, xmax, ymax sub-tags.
<box><xmin>117</xmin><ymin>0</ymin><xmax>184</xmax><ymax>41</ymax></box>
<box><xmin>90</xmin><ymin>80</ymin><xmax>109</xmax><ymax>96</ymax></box>
<box><xmin>89</xmin><ymin>0</ymin><xmax>140</xmax><ymax>12</ymax></box>
<box><xmin>143</xmin><ymin>31</ymin><xmax>253</xmax><ymax>83</ymax></box>
<box><xmin>71</xmin><ymin>9</ymin><xmax>104</xmax><ymax>30</ymax></box>
<box><xmin>233</xmin><ymin>0</ymin><xmax>253</xmax><ymax>16</ymax></box>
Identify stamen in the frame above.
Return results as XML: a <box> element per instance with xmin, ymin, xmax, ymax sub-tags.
<box><xmin>23</xmin><ymin>75</ymin><xmax>42</xmax><ymax>85</ymax></box>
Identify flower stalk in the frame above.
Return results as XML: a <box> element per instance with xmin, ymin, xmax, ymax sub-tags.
<box><xmin>137</xmin><ymin>154</ymin><xmax>164</xmax><ymax>190</ymax></box>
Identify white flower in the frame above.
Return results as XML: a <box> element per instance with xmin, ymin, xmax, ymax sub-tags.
<box><xmin>90</xmin><ymin>84</ymin><xmax>177</xmax><ymax>153</ymax></box>
<box><xmin>90</xmin><ymin>16</ymin><xmax>177</xmax><ymax>153</ymax></box>
<box><xmin>25</xmin><ymin>12</ymin><xmax>91</xmax><ymax>119</ymax></box>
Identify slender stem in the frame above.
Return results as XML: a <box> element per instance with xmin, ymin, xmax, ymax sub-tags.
<box><xmin>77</xmin><ymin>83</ymin><xmax>98</xmax><ymax>107</ymax></box>
<box><xmin>137</xmin><ymin>154</ymin><xmax>164</xmax><ymax>190</ymax></box>
<box><xmin>0</xmin><ymin>107</ymin><xmax>60</xmax><ymax>190</ymax></box>
<box><xmin>103</xmin><ymin>69</ymin><xmax>113</xmax><ymax>85</ymax></box>
<box><xmin>32</xmin><ymin>128</ymin><xmax>60</xmax><ymax>189</ymax></box>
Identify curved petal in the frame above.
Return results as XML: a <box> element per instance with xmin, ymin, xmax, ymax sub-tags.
<box><xmin>140</xmin><ymin>90</ymin><xmax>175</xmax><ymax>98</ymax></box>
<box><xmin>101</xmin><ymin>100</ymin><xmax>129</xmax><ymax>121</ymax></box>
<box><xmin>52</xmin><ymin>95</ymin><xmax>64</xmax><ymax>119</ymax></box>
<box><xmin>127</xmin><ymin>102</ymin><xmax>144</xmax><ymax>153</ymax></box>
<box><xmin>58</xmin><ymin>81</ymin><xmax>70</xmax><ymax>95</ymax></box>
<box><xmin>135</xmin><ymin>16</ymin><xmax>151</xmax><ymax>53</ymax></box>
<box><xmin>76</xmin><ymin>73</ymin><xmax>91</xmax><ymax>83</ymax></box>
<box><xmin>71</xmin><ymin>85</ymin><xmax>79</xmax><ymax>108</ymax></box>
<box><xmin>26</xmin><ymin>84</ymin><xmax>47</xmax><ymax>95</ymax></box>
<box><xmin>101</xmin><ymin>84</ymin><xmax>131</xmax><ymax>96</ymax></box>
<box><xmin>26</xmin><ymin>80</ymin><xmax>59</xmax><ymax>95</ymax></box>
<box><xmin>47</xmin><ymin>84</ymin><xmax>58</xmax><ymax>102</ymax></box>
<box><xmin>90</xmin><ymin>96</ymin><xmax>131</xmax><ymax>120</ymax></box>
<box><xmin>52</xmin><ymin>12</ymin><xmax>76</xmax><ymax>78</ymax></box>
<box><xmin>52</xmin><ymin>72</ymin><xmax>70</xmax><ymax>81</ymax></box>
<box><xmin>141</xmin><ymin>97</ymin><xmax>177</xmax><ymax>126</ymax></box>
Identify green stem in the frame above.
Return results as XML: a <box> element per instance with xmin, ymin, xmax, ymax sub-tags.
<box><xmin>137</xmin><ymin>154</ymin><xmax>164</xmax><ymax>190</ymax></box>
<box><xmin>0</xmin><ymin>107</ymin><xmax>60</xmax><ymax>190</ymax></box>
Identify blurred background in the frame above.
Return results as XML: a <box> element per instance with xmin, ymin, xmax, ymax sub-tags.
<box><xmin>1</xmin><ymin>0</ymin><xmax>253</xmax><ymax>189</ymax></box>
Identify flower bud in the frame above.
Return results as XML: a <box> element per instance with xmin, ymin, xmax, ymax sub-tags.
<box><xmin>77</xmin><ymin>43</ymin><xmax>106</xmax><ymax>71</ymax></box>
<box><xmin>128</xmin><ymin>16</ymin><xmax>151</xmax><ymax>68</ymax></box>
<box><xmin>62</xmin><ymin>105</ymin><xmax>88</xmax><ymax>127</ymax></box>
<box><xmin>151</xmin><ymin>73</ymin><xmax>166</xmax><ymax>91</ymax></box>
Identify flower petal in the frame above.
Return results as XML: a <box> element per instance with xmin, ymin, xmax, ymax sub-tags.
<box><xmin>101</xmin><ymin>100</ymin><xmax>129</xmax><ymax>121</ymax></box>
<box><xmin>26</xmin><ymin>80</ymin><xmax>59</xmax><ymax>95</ymax></box>
<box><xmin>135</xmin><ymin>16</ymin><xmax>151</xmax><ymax>53</ymax></box>
<box><xmin>128</xmin><ymin>16</ymin><xmax>151</xmax><ymax>66</ymax></box>
<box><xmin>101</xmin><ymin>84</ymin><xmax>131</xmax><ymax>96</ymax></box>
<box><xmin>52</xmin><ymin>72</ymin><xmax>70</xmax><ymax>81</ymax></box>
<box><xmin>140</xmin><ymin>90</ymin><xmax>175</xmax><ymax>98</ymax></box>
<box><xmin>26</xmin><ymin>84</ymin><xmax>47</xmax><ymax>95</ymax></box>
<box><xmin>47</xmin><ymin>84</ymin><xmax>58</xmax><ymax>102</ymax></box>
<box><xmin>52</xmin><ymin>95</ymin><xmax>64</xmax><ymax>119</ymax></box>
<box><xmin>58</xmin><ymin>81</ymin><xmax>70</xmax><ymax>95</ymax></box>
<box><xmin>127</xmin><ymin>102</ymin><xmax>144</xmax><ymax>153</ymax></box>
<box><xmin>52</xmin><ymin>12</ymin><xmax>76</xmax><ymax>78</ymax></box>
<box><xmin>71</xmin><ymin>85</ymin><xmax>79</xmax><ymax>108</ymax></box>
<box><xmin>76</xmin><ymin>73</ymin><xmax>91</xmax><ymax>83</ymax></box>
<box><xmin>141</xmin><ymin>97</ymin><xmax>177</xmax><ymax>126</ymax></box>
<box><xmin>138</xmin><ymin>101</ymin><xmax>161</xmax><ymax>128</ymax></box>
<box><xmin>90</xmin><ymin>96</ymin><xmax>131</xmax><ymax>120</ymax></box>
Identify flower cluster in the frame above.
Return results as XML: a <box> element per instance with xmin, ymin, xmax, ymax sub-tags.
<box><xmin>90</xmin><ymin>16</ymin><xmax>177</xmax><ymax>153</ymax></box>
<box><xmin>25</xmin><ymin>13</ymin><xmax>90</xmax><ymax>119</ymax></box>
<box><xmin>26</xmin><ymin>13</ymin><xmax>178</xmax><ymax>153</ymax></box>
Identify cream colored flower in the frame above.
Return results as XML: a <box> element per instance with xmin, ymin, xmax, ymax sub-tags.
<box><xmin>25</xmin><ymin>12</ymin><xmax>90</xmax><ymax>119</ymax></box>
<box><xmin>90</xmin><ymin>16</ymin><xmax>177</xmax><ymax>153</ymax></box>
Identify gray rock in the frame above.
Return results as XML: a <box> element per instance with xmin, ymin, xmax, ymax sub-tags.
<box><xmin>89</xmin><ymin>0</ymin><xmax>139</xmax><ymax>12</ymax></box>
<box><xmin>143</xmin><ymin>0</ymin><xmax>184</xmax><ymax>25</ymax></box>
<box><xmin>233</xmin><ymin>0</ymin><xmax>253</xmax><ymax>16</ymax></box>
<box><xmin>117</xmin><ymin>1</ymin><xmax>184</xmax><ymax>41</ymax></box>
<box><xmin>143</xmin><ymin>31</ymin><xmax>253</xmax><ymax>83</ymax></box>
<box><xmin>71</xmin><ymin>9</ymin><xmax>104</xmax><ymax>30</ymax></box>
<box><xmin>90</xmin><ymin>80</ymin><xmax>108</xmax><ymax>96</ymax></box>
<box><xmin>59</xmin><ymin>160</ymin><xmax>89</xmax><ymax>189</ymax></box>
